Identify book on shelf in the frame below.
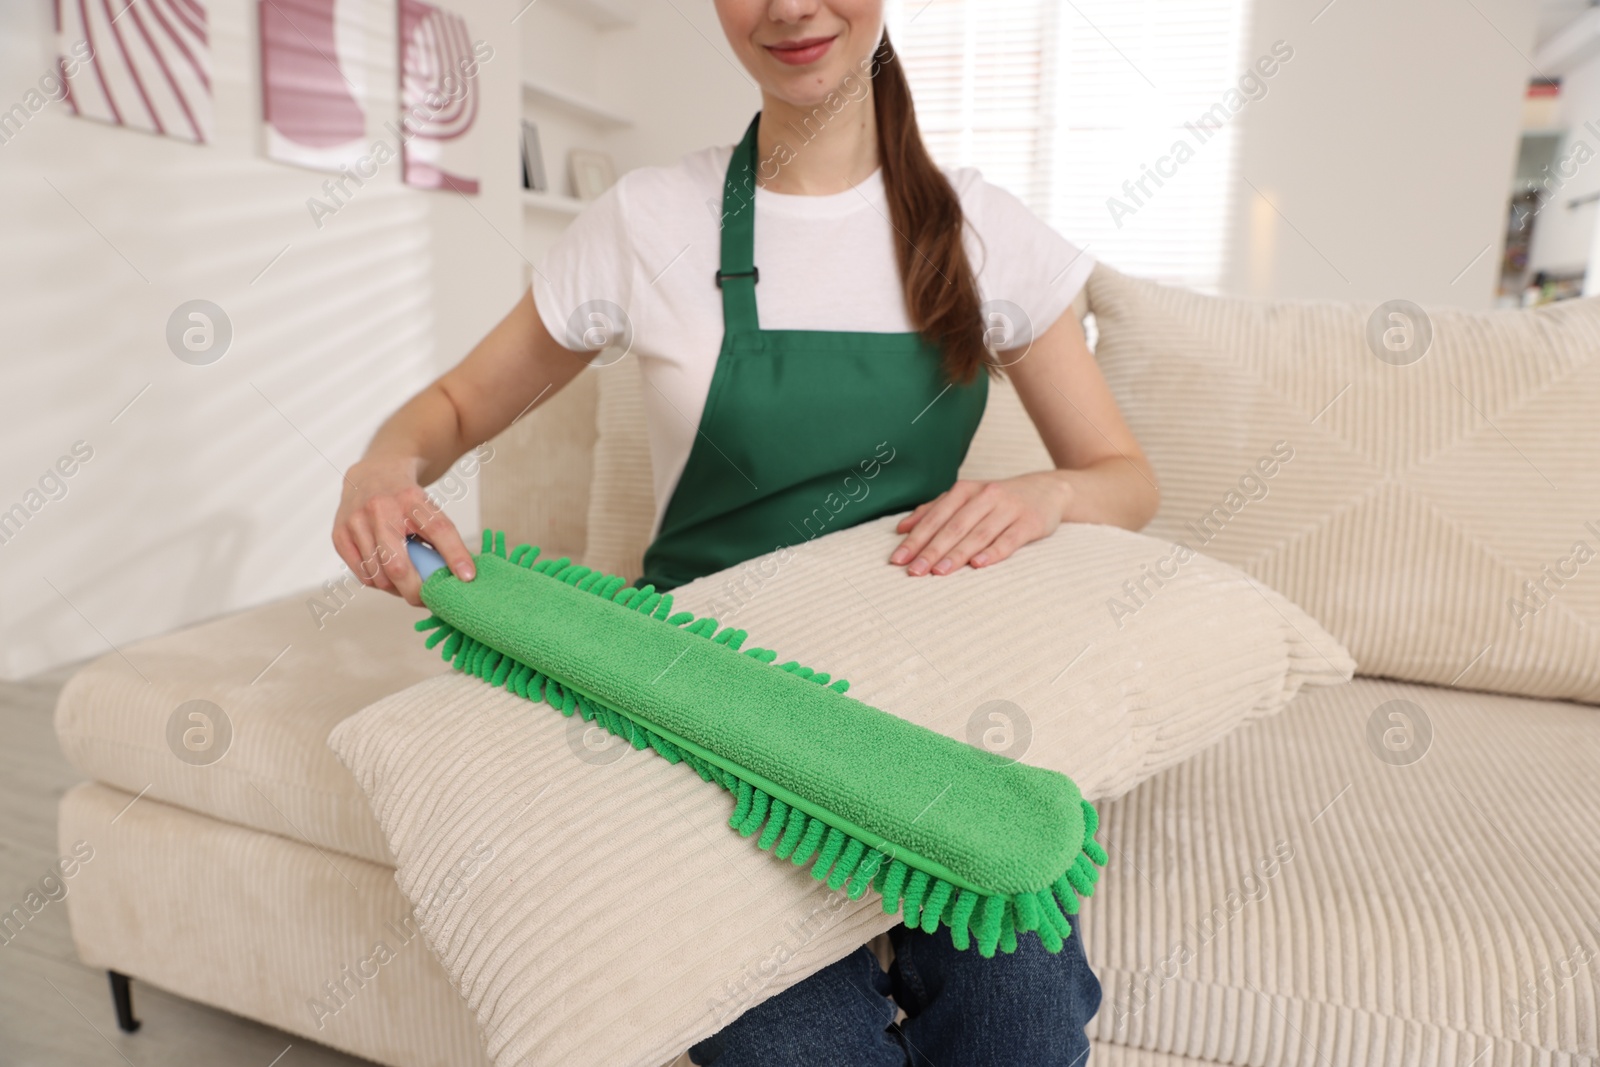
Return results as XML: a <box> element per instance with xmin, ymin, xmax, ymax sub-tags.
<box><xmin>520</xmin><ymin>120</ymin><xmax>548</xmax><ymax>193</ymax></box>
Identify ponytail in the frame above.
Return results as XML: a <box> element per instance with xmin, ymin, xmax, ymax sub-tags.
<box><xmin>871</xmin><ymin>32</ymin><xmax>989</xmax><ymax>384</ymax></box>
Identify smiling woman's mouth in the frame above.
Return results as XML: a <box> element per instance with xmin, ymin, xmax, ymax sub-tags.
<box><xmin>764</xmin><ymin>35</ymin><xmax>838</xmax><ymax>67</ymax></box>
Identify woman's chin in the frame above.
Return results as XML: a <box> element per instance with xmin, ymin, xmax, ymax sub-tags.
<box><xmin>762</xmin><ymin>70</ymin><xmax>866</xmax><ymax>113</ymax></box>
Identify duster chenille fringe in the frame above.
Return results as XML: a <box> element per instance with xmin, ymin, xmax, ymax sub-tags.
<box><xmin>413</xmin><ymin>529</ymin><xmax>1107</xmax><ymax>958</ymax></box>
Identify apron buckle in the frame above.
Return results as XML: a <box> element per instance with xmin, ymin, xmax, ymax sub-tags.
<box><xmin>714</xmin><ymin>267</ymin><xmax>759</xmax><ymax>288</ymax></box>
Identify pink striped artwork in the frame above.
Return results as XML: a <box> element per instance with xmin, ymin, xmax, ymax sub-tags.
<box><xmin>54</xmin><ymin>0</ymin><xmax>212</xmax><ymax>143</ymax></box>
<box><xmin>260</xmin><ymin>0</ymin><xmax>367</xmax><ymax>171</ymax></box>
<box><xmin>398</xmin><ymin>0</ymin><xmax>483</xmax><ymax>194</ymax></box>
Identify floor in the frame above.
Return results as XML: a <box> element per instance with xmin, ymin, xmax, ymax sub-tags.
<box><xmin>0</xmin><ymin>661</ymin><xmax>377</xmax><ymax>1067</ymax></box>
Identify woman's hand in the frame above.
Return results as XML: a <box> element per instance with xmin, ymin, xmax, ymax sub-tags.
<box><xmin>889</xmin><ymin>472</ymin><xmax>1070</xmax><ymax>576</ymax></box>
<box><xmin>329</xmin><ymin>289</ymin><xmax>586</xmax><ymax>607</ymax></box>
<box><xmin>332</xmin><ymin>457</ymin><xmax>477</xmax><ymax>607</ymax></box>
<box><xmin>885</xmin><ymin>302</ymin><xmax>1159</xmax><ymax>578</ymax></box>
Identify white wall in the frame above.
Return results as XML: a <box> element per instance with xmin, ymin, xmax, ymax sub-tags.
<box><xmin>0</xmin><ymin>0</ymin><xmax>521</xmax><ymax>678</ymax></box>
<box><xmin>516</xmin><ymin>0</ymin><xmax>758</xmax><ymax>214</ymax></box>
<box><xmin>1225</xmin><ymin>0</ymin><xmax>1536</xmax><ymax>306</ymax></box>
<box><xmin>601</xmin><ymin>2</ymin><xmax>761</xmax><ymax>176</ymax></box>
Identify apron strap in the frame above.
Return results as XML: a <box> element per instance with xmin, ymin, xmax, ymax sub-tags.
<box><xmin>717</xmin><ymin>113</ymin><xmax>763</xmax><ymax>335</ymax></box>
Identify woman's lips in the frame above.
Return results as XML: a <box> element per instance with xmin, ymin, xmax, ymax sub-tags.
<box><xmin>764</xmin><ymin>35</ymin><xmax>837</xmax><ymax>66</ymax></box>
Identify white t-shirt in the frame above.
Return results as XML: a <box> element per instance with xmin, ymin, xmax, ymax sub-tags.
<box><xmin>531</xmin><ymin>144</ymin><xmax>1094</xmax><ymax>534</ymax></box>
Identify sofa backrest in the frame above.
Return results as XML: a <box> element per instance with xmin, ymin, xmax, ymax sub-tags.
<box><xmin>1087</xmin><ymin>264</ymin><xmax>1600</xmax><ymax>705</ymax></box>
<box><xmin>480</xmin><ymin>366</ymin><xmax>597</xmax><ymax>565</ymax></box>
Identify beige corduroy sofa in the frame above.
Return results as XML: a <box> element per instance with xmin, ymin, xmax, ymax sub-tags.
<box><xmin>54</xmin><ymin>266</ymin><xmax>1600</xmax><ymax>1067</ymax></box>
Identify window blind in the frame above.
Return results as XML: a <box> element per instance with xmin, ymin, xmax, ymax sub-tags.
<box><xmin>887</xmin><ymin>0</ymin><xmax>1251</xmax><ymax>292</ymax></box>
<box><xmin>885</xmin><ymin>0</ymin><xmax>1055</xmax><ymax>214</ymax></box>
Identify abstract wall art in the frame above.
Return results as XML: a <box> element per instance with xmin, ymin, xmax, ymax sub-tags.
<box><xmin>260</xmin><ymin>0</ymin><xmax>367</xmax><ymax>171</ymax></box>
<box><xmin>398</xmin><ymin>0</ymin><xmax>487</xmax><ymax>193</ymax></box>
<box><xmin>54</xmin><ymin>0</ymin><xmax>213</xmax><ymax>143</ymax></box>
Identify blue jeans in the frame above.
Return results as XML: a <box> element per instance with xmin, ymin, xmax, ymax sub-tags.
<box><xmin>688</xmin><ymin>916</ymin><xmax>1101</xmax><ymax>1066</ymax></box>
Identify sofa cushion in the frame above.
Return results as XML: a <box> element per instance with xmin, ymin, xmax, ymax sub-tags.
<box><xmin>327</xmin><ymin>516</ymin><xmax>1352</xmax><ymax>1067</ymax></box>
<box><xmin>1088</xmin><ymin>265</ymin><xmax>1600</xmax><ymax>704</ymax></box>
<box><xmin>1086</xmin><ymin>676</ymin><xmax>1600</xmax><ymax>1066</ymax></box>
<box><xmin>665</xmin><ymin>515</ymin><xmax>1353</xmax><ymax>801</ymax></box>
<box><xmin>54</xmin><ymin>587</ymin><xmax>447</xmax><ymax>866</ymax></box>
<box><xmin>481</xmin><ymin>366</ymin><xmax>599</xmax><ymax>562</ymax></box>
<box><xmin>58</xmin><ymin>781</ymin><xmax>492</xmax><ymax>1067</ymax></box>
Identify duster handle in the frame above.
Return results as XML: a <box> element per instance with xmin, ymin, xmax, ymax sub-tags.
<box><xmin>406</xmin><ymin>535</ymin><xmax>448</xmax><ymax>581</ymax></box>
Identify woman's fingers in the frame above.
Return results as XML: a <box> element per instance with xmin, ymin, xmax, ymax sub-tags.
<box><xmin>414</xmin><ymin>508</ymin><xmax>477</xmax><ymax>582</ymax></box>
<box><xmin>332</xmin><ymin>525</ymin><xmax>366</xmax><ymax>585</ymax></box>
<box><xmin>370</xmin><ymin>504</ymin><xmax>424</xmax><ymax>606</ymax></box>
<box><xmin>894</xmin><ymin>500</ymin><xmax>935</xmax><ymax>536</ymax></box>
<box><xmin>971</xmin><ymin>522</ymin><xmax>1032</xmax><ymax>567</ymax></box>
<box><xmin>889</xmin><ymin>473</ymin><xmax>1069</xmax><ymax>576</ymax></box>
<box><xmin>891</xmin><ymin>482</ymin><xmax>979</xmax><ymax>566</ymax></box>
<box><xmin>908</xmin><ymin>489</ymin><xmax>1004</xmax><ymax>579</ymax></box>
<box><xmin>934</xmin><ymin>509</ymin><xmax>1017</xmax><ymax>574</ymax></box>
<box><xmin>347</xmin><ymin>514</ymin><xmax>395</xmax><ymax>593</ymax></box>
<box><xmin>333</xmin><ymin>459</ymin><xmax>478</xmax><ymax>602</ymax></box>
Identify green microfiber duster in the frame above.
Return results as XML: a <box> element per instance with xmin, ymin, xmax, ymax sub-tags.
<box><xmin>410</xmin><ymin>530</ymin><xmax>1106</xmax><ymax>958</ymax></box>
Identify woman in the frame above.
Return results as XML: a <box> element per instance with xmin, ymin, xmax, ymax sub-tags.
<box><xmin>333</xmin><ymin>1</ymin><xmax>1157</xmax><ymax>1061</ymax></box>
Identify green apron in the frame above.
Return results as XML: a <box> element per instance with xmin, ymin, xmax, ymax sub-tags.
<box><xmin>640</xmin><ymin>113</ymin><xmax>989</xmax><ymax>591</ymax></box>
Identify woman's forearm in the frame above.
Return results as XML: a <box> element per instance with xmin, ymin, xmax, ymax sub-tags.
<box><xmin>357</xmin><ymin>290</ymin><xmax>582</xmax><ymax>487</ymax></box>
<box><xmin>1053</xmin><ymin>455</ymin><xmax>1161</xmax><ymax>530</ymax></box>
<box><xmin>359</xmin><ymin>384</ymin><xmax>470</xmax><ymax>488</ymax></box>
<box><xmin>333</xmin><ymin>289</ymin><xmax>584</xmax><ymax>604</ymax></box>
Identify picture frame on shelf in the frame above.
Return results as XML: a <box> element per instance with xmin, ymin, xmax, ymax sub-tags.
<box><xmin>520</xmin><ymin>120</ymin><xmax>548</xmax><ymax>193</ymax></box>
<box><xmin>569</xmin><ymin>148</ymin><xmax>617</xmax><ymax>200</ymax></box>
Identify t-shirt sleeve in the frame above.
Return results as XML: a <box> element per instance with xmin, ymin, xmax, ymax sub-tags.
<box><xmin>530</xmin><ymin>178</ymin><xmax>636</xmax><ymax>352</ymax></box>
<box><xmin>961</xmin><ymin>174</ymin><xmax>1095</xmax><ymax>350</ymax></box>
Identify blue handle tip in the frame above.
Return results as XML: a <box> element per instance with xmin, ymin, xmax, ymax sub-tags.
<box><xmin>405</xmin><ymin>536</ymin><xmax>449</xmax><ymax>581</ymax></box>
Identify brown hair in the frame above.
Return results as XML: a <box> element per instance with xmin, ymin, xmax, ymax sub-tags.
<box><xmin>871</xmin><ymin>31</ymin><xmax>989</xmax><ymax>384</ymax></box>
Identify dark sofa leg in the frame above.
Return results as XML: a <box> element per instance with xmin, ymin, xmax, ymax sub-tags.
<box><xmin>108</xmin><ymin>970</ymin><xmax>140</xmax><ymax>1033</ymax></box>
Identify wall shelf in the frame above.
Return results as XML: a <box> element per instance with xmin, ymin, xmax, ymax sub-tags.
<box><xmin>521</xmin><ymin>78</ymin><xmax>633</xmax><ymax>129</ymax></box>
<box><xmin>523</xmin><ymin>190</ymin><xmax>587</xmax><ymax>216</ymax></box>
